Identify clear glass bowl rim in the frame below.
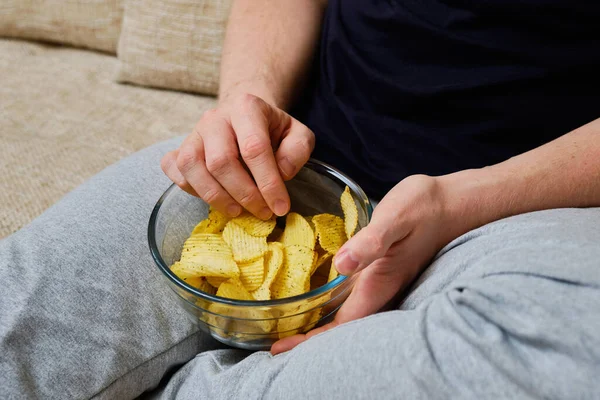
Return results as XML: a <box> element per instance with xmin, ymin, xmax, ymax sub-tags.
<box><xmin>148</xmin><ymin>158</ymin><xmax>373</xmax><ymax>308</ymax></box>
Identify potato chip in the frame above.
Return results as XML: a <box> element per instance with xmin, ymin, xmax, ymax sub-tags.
<box><xmin>231</xmin><ymin>211</ymin><xmax>276</xmax><ymax>237</ymax></box>
<box><xmin>304</xmin><ymin>309</ymin><xmax>322</xmax><ymax>332</ymax></box>
<box><xmin>222</xmin><ymin>221</ymin><xmax>268</xmax><ymax>263</ymax></box>
<box><xmin>327</xmin><ymin>260</ymin><xmax>339</xmax><ymax>282</ymax></box>
<box><xmin>251</xmin><ymin>242</ymin><xmax>284</xmax><ymax>301</ymax></box>
<box><xmin>215</xmin><ymin>278</ymin><xmax>253</xmax><ymax>300</ymax></box>
<box><xmin>181</xmin><ymin>276</ymin><xmax>217</xmax><ymax>295</ymax></box>
<box><xmin>278</xmin><ymin>213</ymin><xmax>316</xmax><ymax>250</ymax></box>
<box><xmin>311</xmin><ymin>251</ymin><xmax>332</xmax><ymax>276</ymax></box>
<box><xmin>312</xmin><ymin>213</ymin><xmax>347</xmax><ymax>255</ymax></box>
<box><xmin>191</xmin><ymin>208</ymin><xmax>229</xmax><ymax>235</ymax></box>
<box><xmin>206</xmin><ymin>276</ymin><xmax>227</xmax><ymax>288</ymax></box>
<box><xmin>271</xmin><ymin>245</ymin><xmax>315</xmax><ymax>299</ymax></box>
<box><xmin>238</xmin><ymin>256</ymin><xmax>265</xmax><ymax>292</ymax></box>
<box><xmin>170</xmin><ymin>261</ymin><xmax>198</xmax><ymax>280</ymax></box>
<box><xmin>209</xmin><ymin>279</ymin><xmax>276</xmax><ymax>333</ymax></box>
<box><xmin>277</xmin><ymin>297</ymin><xmax>324</xmax><ymax>339</ymax></box>
<box><xmin>177</xmin><ymin>234</ymin><xmax>240</xmax><ymax>278</ymax></box>
<box><xmin>340</xmin><ymin>186</ymin><xmax>358</xmax><ymax>239</ymax></box>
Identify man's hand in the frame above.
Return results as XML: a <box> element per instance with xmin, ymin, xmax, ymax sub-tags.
<box><xmin>161</xmin><ymin>94</ymin><xmax>315</xmax><ymax>220</ymax></box>
<box><xmin>271</xmin><ymin>175</ymin><xmax>460</xmax><ymax>354</ymax></box>
<box><xmin>271</xmin><ymin>117</ymin><xmax>600</xmax><ymax>355</ymax></box>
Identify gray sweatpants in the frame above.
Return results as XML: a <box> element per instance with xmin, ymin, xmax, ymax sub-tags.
<box><xmin>1</xmin><ymin>138</ymin><xmax>599</xmax><ymax>400</ymax></box>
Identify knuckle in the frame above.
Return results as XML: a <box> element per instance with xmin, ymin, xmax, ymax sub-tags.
<box><xmin>366</xmin><ymin>233</ymin><xmax>386</xmax><ymax>255</ymax></box>
<box><xmin>295</xmin><ymin>133</ymin><xmax>315</xmax><ymax>155</ymax></box>
<box><xmin>241</xmin><ymin>135</ymin><xmax>270</xmax><ymax>163</ymax></box>
<box><xmin>195</xmin><ymin>109</ymin><xmax>220</xmax><ymax>133</ymax></box>
<box><xmin>237</xmin><ymin>189</ymin><xmax>259</xmax><ymax>206</ymax></box>
<box><xmin>205</xmin><ymin>152</ymin><xmax>235</xmax><ymax>176</ymax></box>
<box><xmin>200</xmin><ymin>108</ymin><xmax>218</xmax><ymax>122</ymax></box>
<box><xmin>160</xmin><ymin>152</ymin><xmax>174</xmax><ymax>173</ymax></box>
<box><xmin>176</xmin><ymin>149</ymin><xmax>198</xmax><ymax>173</ymax></box>
<box><xmin>201</xmin><ymin>188</ymin><xmax>221</xmax><ymax>204</ymax></box>
<box><xmin>257</xmin><ymin>177</ymin><xmax>280</xmax><ymax>195</ymax></box>
<box><xmin>306</xmin><ymin>130</ymin><xmax>316</xmax><ymax>151</ymax></box>
<box><xmin>240</xmin><ymin>93</ymin><xmax>258</xmax><ymax>106</ymax></box>
<box><xmin>238</xmin><ymin>93</ymin><xmax>267</xmax><ymax>113</ymax></box>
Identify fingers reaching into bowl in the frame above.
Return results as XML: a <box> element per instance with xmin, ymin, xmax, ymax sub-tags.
<box><xmin>161</xmin><ymin>94</ymin><xmax>315</xmax><ymax>220</ymax></box>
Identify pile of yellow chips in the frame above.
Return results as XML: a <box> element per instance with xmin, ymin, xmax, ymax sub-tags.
<box><xmin>170</xmin><ymin>186</ymin><xmax>359</xmax><ymax>338</ymax></box>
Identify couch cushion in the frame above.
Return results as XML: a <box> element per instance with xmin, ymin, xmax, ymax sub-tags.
<box><xmin>0</xmin><ymin>39</ymin><xmax>216</xmax><ymax>238</ymax></box>
<box><xmin>116</xmin><ymin>0</ymin><xmax>232</xmax><ymax>96</ymax></box>
<box><xmin>0</xmin><ymin>0</ymin><xmax>124</xmax><ymax>54</ymax></box>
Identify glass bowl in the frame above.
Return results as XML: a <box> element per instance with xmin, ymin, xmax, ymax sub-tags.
<box><xmin>148</xmin><ymin>159</ymin><xmax>373</xmax><ymax>350</ymax></box>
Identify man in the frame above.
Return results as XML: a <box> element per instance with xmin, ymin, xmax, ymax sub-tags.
<box><xmin>163</xmin><ymin>0</ymin><xmax>600</xmax><ymax>360</ymax></box>
<box><xmin>2</xmin><ymin>1</ymin><xmax>599</xmax><ymax>398</ymax></box>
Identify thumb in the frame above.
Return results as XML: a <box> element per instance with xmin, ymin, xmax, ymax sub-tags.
<box><xmin>334</xmin><ymin>204</ymin><xmax>409</xmax><ymax>276</ymax></box>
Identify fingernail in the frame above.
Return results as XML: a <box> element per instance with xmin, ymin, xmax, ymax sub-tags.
<box><xmin>259</xmin><ymin>207</ymin><xmax>273</xmax><ymax>220</ymax></box>
<box><xmin>334</xmin><ymin>249</ymin><xmax>359</xmax><ymax>274</ymax></box>
<box><xmin>273</xmin><ymin>199</ymin><xmax>289</xmax><ymax>216</ymax></box>
<box><xmin>278</xmin><ymin>157</ymin><xmax>295</xmax><ymax>179</ymax></box>
<box><xmin>227</xmin><ymin>204</ymin><xmax>242</xmax><ymax>217</ymax></box>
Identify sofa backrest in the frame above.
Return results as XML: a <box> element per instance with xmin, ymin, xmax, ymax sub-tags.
<box><xmin>0</xmin><ymin>0</ymin><xmax>233</xmax><ymax>96</ymax></box>
<box><xmin>0</xmin><ymin>0</ymin><xmax>124</xmax><ymax>54</ymax></box>
<box><xmin>117</xmin><ymin>0</ymin><xmax>233</xmax><ymax>96</ymax></box>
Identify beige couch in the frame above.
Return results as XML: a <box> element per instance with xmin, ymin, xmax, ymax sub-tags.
<box><xmin>0</xmin><ymin>0</ymin><xmax>232</xmax><ymax>238</ymax></box>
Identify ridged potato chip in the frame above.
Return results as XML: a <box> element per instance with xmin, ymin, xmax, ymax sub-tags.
<box><xmin>251</xmin><ymin>242</ymin><xmax>284</xmax><ymax>301</ymax></box>
<box><xmin>222</xmin><ymin>221</ymin><xmax>268</xmax><ymax>263</ymax></box>
<box><xmin>191</xmin><ymin>208</ymin><xmax>229</xmax><ymax>235</ymax></box>
<box><xmin>215</xmin><ymin>278</ymin><xmax>253</xmax><ymax>300</ymax></box>
<box><xmin>271</xmin><ymin>245</ymin><xmax>315</xmax><ymax>299</ymax></box>
<box><xmin>277</xmin><ymin>297</ymin><xmax>324</xmax><ymax>339</ymax></box>
<box><xmin>327</xmin><ymin>261</ymin><xmax>339</xmax><ymax>282</ymax></box>
<box><xmin>181</xmin><ymin>276</ymin><xmax>217</xmax><ymax>295</ymax></box>
<box><xmin>278</xmin><ymin>213</ymin><xmax>316</xmax><ymax>250</ymax></box>
<box><xmin>312</xmin><ymin>214</ymin><xmax>347</xmax><ymax>255</ymax></box>
<box><xmin>340</xmin><ymin>186</ymin><xmax>358</xmax><ymax>239</ymax></box>
<box><xmin>206</xmin><ymin>276</ymin><xmax>227</xmax><ymax>288</ymax></box>
<box><xmin>238</xmin><ymin>256</ymin><xmax>265</xmax><ymax>292</ymax></box>
<box><xmin>311</xmin><ymin>251</ymin><xmax>332</xmax><ymax>276</ymax></box>
<box><xmin>177</xmin><ymin>235</ymin><xmax>239</xmax><ymax>278</ymax></box>
<box><xmin>209</xmin><ymin>279</ymin><xmax>276</xmax><ymax>333</ymax></box>
<box><xmin>170</xmin><ymin>261</ymin><xmax>197</xmax><ymax>280</ymax></box>
<box><xmin>231</xmin><ymin>212</ymin><xmax>276</xmax><ymax>237</ymax></box>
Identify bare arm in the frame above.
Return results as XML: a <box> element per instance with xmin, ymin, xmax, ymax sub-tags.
<box><xmin>162</xmin><ymin>0</ymin><xmax>327</xmax><ymax>219</ymax></box>
<box><xmin>273</xmin><ymin>117</ymin><xmax>600</xmax><ymax>354</ymax></box>
<box><xmin>443</xmin><ymin>117</ymin><xmax>600</xmax><ymax>238</ymax></box>
<box><xmin>219</xmin><ymin>0</ymin><xmax>327</xmax><ymax>109</ymax></box>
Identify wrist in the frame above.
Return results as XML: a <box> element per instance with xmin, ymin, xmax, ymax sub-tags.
<box><xmin>437</xmin><ymin>167</ymin><xmax>510</xmax><ymax>239</ymax></box>
<box><xmin>218</xmin><ymin>79</ymin><xmax>285</xmax><ymax>110</ymax></box>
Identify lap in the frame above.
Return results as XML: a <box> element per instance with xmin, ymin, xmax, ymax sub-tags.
<box><xmin>0</xmin><ymin>136</ymin><xmax>223</xmax><ymax>399</ymax></box>
<box><xmin>2</xmin><ymin>137</ymin><xmax>599</xmax><ymax>399</ymax></box>
<box><xmin>152</xmin><ymin>208</ymin><xmax>600</xmax><ymax>399</ymax></box>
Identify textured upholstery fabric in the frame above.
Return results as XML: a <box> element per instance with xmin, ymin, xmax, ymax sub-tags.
<box><xmin>0</xmin><ymin>39</ymin><xmax>216</xmax><ymax>238</ymax></box>
<box><xmin>0</xmin><ymin>0</ymin><xmax>124</xmax><ymax>53</ymax></box>
<box><xmin>116</xmin><ymin>0</ymin><xmax>233</xmax><ymax>96</ymax></box>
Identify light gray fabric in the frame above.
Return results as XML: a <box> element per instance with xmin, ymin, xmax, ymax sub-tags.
<box><xmin>0</xmin><ymin>137</ymin><xmax>223</xmax><ymax>400</ymax></box>
<box><xmin>1</xmin><ymin>135</ymin><xmax>599</xmax><ymax>399</ymax></box>
<box><xmin>149</xmin><ymin>208</ymin><xmax>600</xmax><ymax>400</ymax></box>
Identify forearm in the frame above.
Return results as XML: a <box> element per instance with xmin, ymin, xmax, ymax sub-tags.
<box><xmin>218</xmin><ymin>0</ymin><xmax>326</xmax><ymax>110</ymax></box>
<box><xmin>442</xmin><ymin>118</ymin><xmax>600</xmax><ymax>237</ymax></box>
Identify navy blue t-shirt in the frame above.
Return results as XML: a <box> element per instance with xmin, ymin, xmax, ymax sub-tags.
<box><xmin>295</xmin><ymin>0</ymin><xmax>600</xmax><ymax>199</ymax></box>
